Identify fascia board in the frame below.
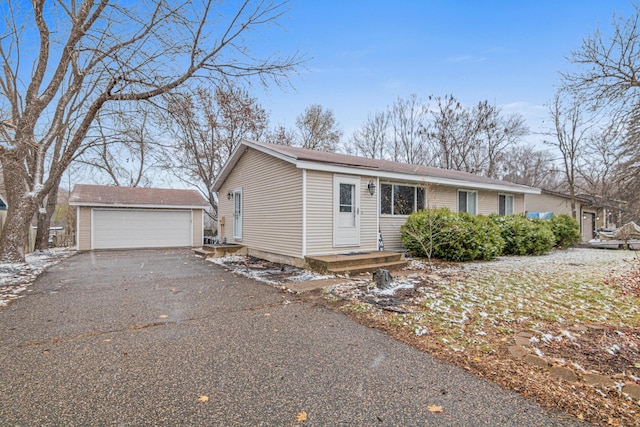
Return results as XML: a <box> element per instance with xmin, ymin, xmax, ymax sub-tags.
<box><xmin>294</xmin><ymin>161</ymin><xmax>541</xmax><ymax>195</ymax></box>
<box><xmin>68</xmin><ymin>202</ymin><xmax>207</xmax><ymax>209</ymax></box>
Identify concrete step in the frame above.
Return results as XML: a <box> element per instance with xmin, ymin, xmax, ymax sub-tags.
<box><xmin>327</xmin><ymin>260</ymin><xmax>408</xmax><ymax>276</ymax></box>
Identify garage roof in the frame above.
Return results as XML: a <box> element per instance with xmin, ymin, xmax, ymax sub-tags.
<box><xmin>69</xmin><ymin>185</ymin><xmax>209</xmax><ymax>209</ymax></box>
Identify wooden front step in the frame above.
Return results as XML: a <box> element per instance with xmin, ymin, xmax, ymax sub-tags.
<box><xmin>193</xmin><ymin>244</ymin><xmax>246</xmax><ymax>259</ymax></box>
<box><xmin>306</xmin><ymin>251</ymin><xmax>407</xmax><ymax>275</ymax></box>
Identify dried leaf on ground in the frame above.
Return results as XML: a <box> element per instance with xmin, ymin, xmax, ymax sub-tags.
<box><xmin>296</xmin><ymin>411</ymin><xmax>307</xmax><ymax>421</ymax></box>
<box><xmin>198</xmin><ymin>395</ymin><xmax>209</xmax><ymax>403</ymax></box>
<box><xmin>428</xmin><ymin>405</ymin><xmax>443</xmax><ymax>413</ymax></box>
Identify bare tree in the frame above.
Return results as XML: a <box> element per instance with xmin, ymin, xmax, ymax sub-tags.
<box><xmin>563</xmin><ymin>4</ymin><xmax>640</xmax><ymax>219</ymax></box>
<box><xmin>474</xmin><ymin>102</ymin><xmax>529</xmax><ymax>178</ymax></box>
<box><xmin>350</xmin><ymin>111</ymin><xmax>389</xmax><ymax>159</ymax></box>
<box><xmin>265</xmin><ymin>124</ymin><xmax>296</xmax><ymax>146</ymax></box>
<box><xmin>77</xmin><ymin>107</ymin><xmax>158</xmax><ymax>187</ymax></box>
<box><xmin>578</xmin><ymin>121</ymin><xmax>623</xmax><ymax>203</ymax></box>
<box><xmin>544</xmin><ymin>92</ymin><xmax>595</xmax><ymax>219</ymax></box>
<box><xmin>563</xmin><ymin>4</ymin><xmax>640</xmax><ymax>110</ymax></box>
<box><xmin>161</xmin><ymin>84</ymin><xmax>269</xmax><ymax>220</ymax></box>
<box><xmin>0</xmin><ymin>0</ymin><xmax>302</xmax><ymax>262</ymax></box>
<box><xmin>499</xmin><ymin>145</ymin><xmax>561</xmax><ymax>189</ymax></box>
<box><xmin>425</xmin><ymin>95</ymin><xmax>528</xmax><ymax>176</ymax></box>
<box><xmin>388</xmin><ymin>94</ymin><xmax>428</xmax><ymax>164</ymax></box>
<box><xmin>295</xmin><ymin>104</ymin><xmax>342</xmax><ymax>152</ymax></box>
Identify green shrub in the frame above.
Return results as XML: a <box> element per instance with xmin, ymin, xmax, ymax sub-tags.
<box><xmin>549</xmin><ymin>214</ymin><xmax>581</xmax><ymax>249</ymax></box>
<box><xmin>490</xmin><ymin>214</ymin><xmax>555</xmax><ymax>256</ymax></box>
<box><xmin>401</xmin><ymin>208</ymin><xmax>504</xmax><ymax>262</ymax></box>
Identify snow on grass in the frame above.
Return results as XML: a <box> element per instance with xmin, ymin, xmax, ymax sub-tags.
<box><xmin>334</xmin><ymin>248</ymin><xmax>640</xmax><ymax>354</ymax></box>
<box><xmin>0</xmin><ymin>248</ymin><xmax>76</xmax><ymax>310</ymax></box>
<box><xmin>286</xmin><ymin>272</ymin><xmax>334</xmax><ymax>282</ymax></box>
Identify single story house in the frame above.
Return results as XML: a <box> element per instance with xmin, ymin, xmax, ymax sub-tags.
<box><xmin>212</xmin><ymin>140</ymin><xmax>541</xmax><ymax>267</ymax></box>
<box><xmin>69</xmin><ymin>184</ymin><xmax>209</xmax><ymax>251</ymax></box>
<box><xmin>525</xmin><ymin>189</ymin><xmax>610</xmax><ymax>241</ymax></box>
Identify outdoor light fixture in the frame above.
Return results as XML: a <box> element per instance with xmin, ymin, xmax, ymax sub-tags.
<box><xmin>367</xmin><ymin>180</ymin><xmax>376</xmax><ymax>196</ymax></box>
<box><xmin>227</xmin><ymin>191</ymin><xmax>233</xmax><ymax>200</ymax></box>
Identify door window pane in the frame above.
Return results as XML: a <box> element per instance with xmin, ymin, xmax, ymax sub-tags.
<box><xmin>339</xmin><ymin>183</ymin><xmax>353</xmax><ymax>213</ymax></box>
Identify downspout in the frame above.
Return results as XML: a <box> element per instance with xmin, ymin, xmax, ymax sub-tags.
<box><xmin>76</xmin><ymin>206</ymin><xmax>80</xmax><ymax>251</ymax></box>
<box><xmin>376</xmin><ymin>176</ymin><xmax>381</xmax><ymax>251</ymax></box>
<box><xmin>579</xmin><ymin>205</ymin><xmax>584</xmax><ymax>241</ymax></box>
<box><xmin>302</xmin><ymin>169</ymin><xmax>307</xmax><ymax>257</ymax></box>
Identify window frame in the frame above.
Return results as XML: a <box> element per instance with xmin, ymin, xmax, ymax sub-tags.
<box><xmin>380</xmin><ymin>183</ymin><xmax>425</xmax><ymax>217</ymax></box>
<box><xmin>457</xmin><ymin>189</ymin><xmax>478</xmax><ymax>215</ymax></box>
<box><xmin>498</xmin><ymin>193</ymin><xmax>514</xmax><ymax>216</ymax></box>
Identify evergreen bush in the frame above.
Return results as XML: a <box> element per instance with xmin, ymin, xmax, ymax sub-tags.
<box><xmin>549</xmin><ymin>214</ymin><xmax>581</xmax><ymax>249</ymax></box>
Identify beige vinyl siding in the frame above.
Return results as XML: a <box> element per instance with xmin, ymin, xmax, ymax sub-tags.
<box><xmin>218</xmin><ymin>148</ymin><xmax>303</xmax><ymax>258</ymax></box>
<box><xmin>192</xmin><ymin>209</ymin><xmax>203</xmax><ymax>246</ymax></box>
<box><xmin>78</xmin><ymin>206</ymin><xmax>92</xmax><ymax>250</ymax></box>
<box><xmin>305</xmin><ymin>172</ymin><xmax>378</xmax><ymax>255</ymax></box>
<box><xmin>514</xmin><ymin>194</ymin><xmax>525</xmax><ymax>213</ymax></box>
<box><xmin>380</xmin><ymin>216</ymin><xmax>407</xmax><ymax>251</ymax></box>
<box><xmin>429</xmin><ymin>186</ymin><xmax>526</xmax><ymax>215</ymax></box>
<box><xmin>525</xmin><ymin>193</ymin><xmax>581</xmax><ymax>216</ymax></box>
<box><xmin>358</xmin><ymin>178</ymin><xmax>378</xmax><ymax>251</ymax></box>
<box><xmin>305</xmin><ymin>171</ymin><xmax>333</xmax><ymax>254</ymax></box>
<box><xmin>426</xmin><ymin>185</ymin><xmax>457</xmax><ymax>210</ymax></box>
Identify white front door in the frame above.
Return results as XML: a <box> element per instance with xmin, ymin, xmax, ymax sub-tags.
<box><xmin>333</xmin><ymin>175</ymin><xmax>360</xmax><ymax>247</ymax></box>
<box><xmin>233</xmin><ymin>189</ymin><xmax>242</xmax><ymax>241</ymax></box>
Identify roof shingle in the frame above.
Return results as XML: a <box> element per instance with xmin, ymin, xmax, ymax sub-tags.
<box><xmin>69</xmin><ymin>185</ymin><xmax>209</xmax><ymax>208</ymax></box>
<box><xmin>248</xmin><ymin>140</ymin><xmax>537</xmax><ymax>192</ymax></box>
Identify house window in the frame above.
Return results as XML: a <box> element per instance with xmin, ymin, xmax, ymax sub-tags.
<box><xmin>380</xmin><ymin>183</ymin><xmax>425</xmax><ymax>216</ymax></box>
<box><xmin>458</xmin><ymin>190</ymin><xmax>477</xmax><ymax>215</ymax></box>
<box><xmin>498</xmin><ymin>194</ymin><xmax>514</xmax><ymax>215</ymax></box>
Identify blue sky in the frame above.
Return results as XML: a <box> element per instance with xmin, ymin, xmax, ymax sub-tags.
<box><xmin>254</xmin><ymin>0</ymin><xmax>636</xmax><ymax>147</ymax></box>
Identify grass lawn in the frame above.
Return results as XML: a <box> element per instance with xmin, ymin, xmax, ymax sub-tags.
<box><xmin>328</xmin><ymin>248</ymin><xmax>640</xmax><ymax>427</ymax></box>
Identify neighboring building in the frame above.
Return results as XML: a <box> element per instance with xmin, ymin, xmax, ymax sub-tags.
<box><xmin>69</xmin><ymin>185</ymin><xmax>209</xmax><ymax>251</ymax></box>
<box><xmin>525</xmin><ymin>189</ymin><xmax>616</xmax><ymax>241</ymax></box>
<box><xmin>212</xmin><ymin>140</ymin><xmax>541</xmax><ymax>267</ymax></box>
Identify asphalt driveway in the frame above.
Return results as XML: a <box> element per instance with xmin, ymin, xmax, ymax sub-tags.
<box><xmin>0</xmin><ymin>249</ymin><xmax>582</xmax><ymax>426</ymax></box>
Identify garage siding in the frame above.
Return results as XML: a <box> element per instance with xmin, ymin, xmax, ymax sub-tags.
<box><xmin>78</xmin><ymin>207</ymin><xmax>92</xmax><ymax>251</ymax></box>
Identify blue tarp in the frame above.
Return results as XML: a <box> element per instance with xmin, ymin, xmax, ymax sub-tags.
<box><xmin>526</xmin><ymin>212</ymin><xmax>554</xmax><ymax>219</ymax></box>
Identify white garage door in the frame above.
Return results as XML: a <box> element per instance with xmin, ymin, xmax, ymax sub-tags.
<box><xmin>93</xmin><ymin>209</ymin><xmax>192</xmax><ymax>249</ymax></box>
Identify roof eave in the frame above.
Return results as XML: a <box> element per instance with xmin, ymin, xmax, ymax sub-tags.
<box><xmin>294</xmin><ymin>160</ymin><xmax>541</xmax><ymax>194</ymax></box>
<box><xmin>68</xmin><ymin>202</ymin><xmax>208</xmax><ymax>209</ymax></box>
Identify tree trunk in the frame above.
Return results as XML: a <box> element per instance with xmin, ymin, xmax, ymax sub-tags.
<box><xmin>0</xmin><ymin>155</ymin><xmax>39</xmax><ymax>263</ymax></box>
<box><xmin>34</xmin><ymin>184</ymin><xmax>60</xmax><ymax>251</ymax></box>
<box><xmin>0</xmin><ymin>198</ymin><xmax>37</xmax><ymax>263</ymax></box>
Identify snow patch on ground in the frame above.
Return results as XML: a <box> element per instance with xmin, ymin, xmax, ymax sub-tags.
<box><xmin>373</xmin><ymin>281</ymin><xmax>414</xmax><ymax>296</ymax></box>
<box><xmin>0</xmin><ymin>249</ymin><xmax>76</xmax><ymax>311</ymax></box>
<box><xmin>208</xmin><ymin>255</ymin><xmax>335</xmax><ymax>287</ymax></box>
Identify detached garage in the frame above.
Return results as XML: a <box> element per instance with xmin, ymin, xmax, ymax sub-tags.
<box><xmin>69</xmin><ymin>184</ymin><xmax>209</xmax><ymax>251</ymax></box>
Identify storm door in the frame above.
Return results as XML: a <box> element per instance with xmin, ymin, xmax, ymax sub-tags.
<box><xmin>333</xmin><ymin>175</ymin><xmax>360</xmax><ymax>246</ymax></box>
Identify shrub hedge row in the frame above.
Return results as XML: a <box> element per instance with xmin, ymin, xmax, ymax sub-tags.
<box><xmin>401</xmin><ymin>209</ymin><xmax>580</xmax><ymax>261</ymax></box>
